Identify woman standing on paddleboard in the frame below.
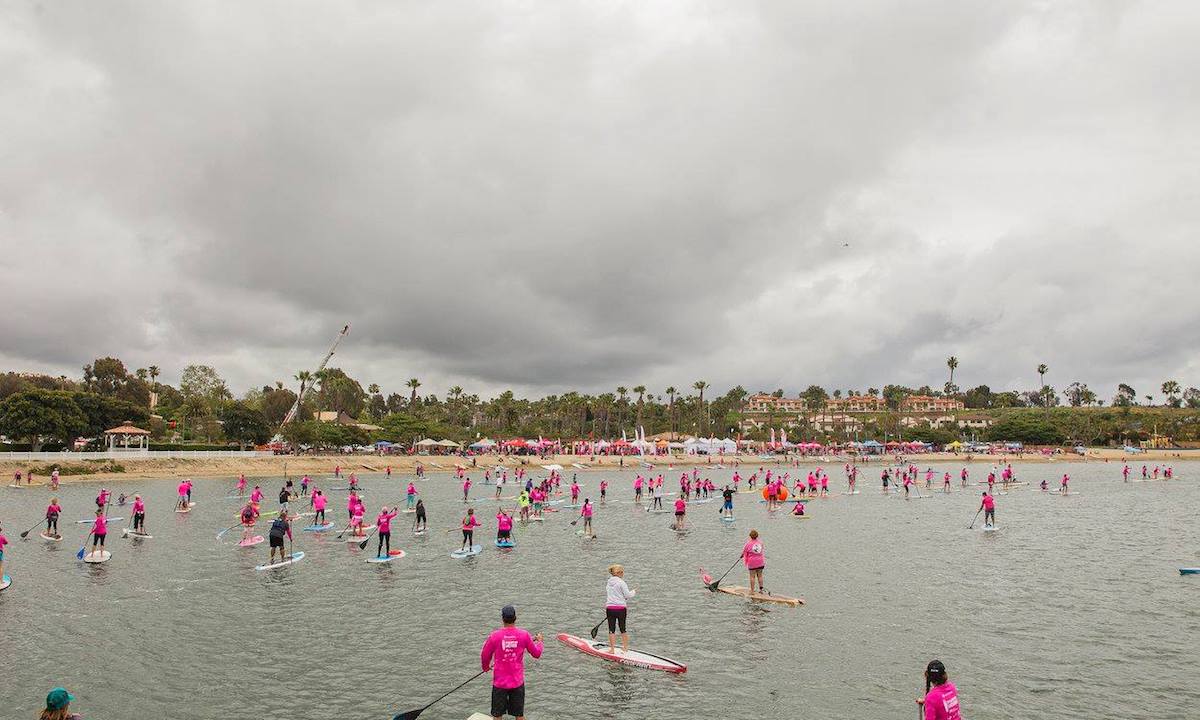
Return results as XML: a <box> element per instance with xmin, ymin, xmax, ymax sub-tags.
<box><xmin>979</xmin><ymin>492</ymin><xmax>995</xmax><ymax>528</ymax></box>
<box><xmin>267</xmin><ymin>510</ymin><xmax>292</xmax><ymax>564</ymax></box>
<box><xmin>89</xmin><ymin>509</ymin><xmax>108</xmax><ymax>556</ymax></box>
<box><xmin>130</xmin><ymin>495</ymin><xmax>146</xmax><ymax>534</ymax></box>
<box><xmin>311</xmin><ymin>490</ymin><xmax>327</xmax><ymax>525</ymax></box>
<box><xmin>239</xmin><ymin>501</ymin><xmax>259</xmax><ymax>543</ymax></box>
<box><xmin>916</xmin><ymin>659</ymin><xmax>961</xmax><ymax>719</ymax></box>
<box><xmin>250</xmin><ymin>485</ymin><xmax>263</xmax><ymax>507</ymax></box>
<box><xmin>672</xmin><ymin>496</ymin><xmax>686</xmax><ymax>530</ymax></box>
<box><xmin>347</xmin><ymin>490</ymin><xmax>360</xmax><ymax>523</ymax></box>
<box><xmin>0</xmin><ymin>523</ymin><xmax>8</xmax><ymax>580</ymax></box>
<box><xmin>460</xmin><ymin>508</ymin><xmax>480</xmax><ymax>551</ymax></box>
<box><xmin>405</xmin><ymin>482</ymin><xmax>418</xmax><ymax>509</ymax></box>
<box><xmin>45</xmin><ymin>498</ymin><xmax>62</xmax><ymax>539</ymax></box>
<box><xmin>375</xmin><ymin>506</ymin><xmax>398</xmax><ymax>557</ymax></box>
<box><xmin>496</xmin><ymin>508</ymin><xmax>513</xmax><ymax>543</ymax></box>
<box><xmin>743</xmin><ymin>530</ymin><xmax>766</xmax><ymax>595</ymax></box>
<box><xmin>580</xmin><ymin>499</ymin><xmax>594</xmax><ymax>538</ymax></box>
<box><xmin>605</xmin><ymin>564</ymin><xmax>636</xmax><ymax>654</ymax></box>
<box><xmin>599</xmin><ymin>479</ymin><xmax>608</xmax><ymax>503</ymax></box>
<box><xmin>414</xmin><ymin>499</ymin><xmax>427</xmax><ymax>532</ymax></box>
<box><xmin>481</xmin><ymin>605</ymin><xmax>543</xmax><ymax>720</ymax></box>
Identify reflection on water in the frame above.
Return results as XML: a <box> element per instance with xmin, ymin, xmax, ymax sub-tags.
<box><xmin>1</xmin><ymin>462</ymin><xmax>1198</xmax><ymax>719</ymax></box>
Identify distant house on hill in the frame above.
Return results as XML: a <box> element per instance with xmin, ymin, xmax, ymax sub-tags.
<box><xmin>827</xmin><ymin>395</ymin><xmax>886</xmax><ymax>413</ymax></box>
<box><xmin>315</xmin><ymin>410</ymin><xmax>382</xmax><ymax>432</ymax></box>
<box><xmin>900</xmin><ymin>395</ymin><xmax>964</xmax><ymax>413</ymax></box>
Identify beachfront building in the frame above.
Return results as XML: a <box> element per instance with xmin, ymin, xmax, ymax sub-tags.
<box><xmin>743</xmin><ymin>394</ymin><xmax>808</xmax><ymax>414</ymax></box>
<box><xmin>104</xmin><ymin>421</ymin><xmax>151</xmax><ymax>451</ymax></box>
<box><xmin>315</xmin><ymin>410</ymin><xmax>383</xmax><ymax>433</ymax></box>
<box><xmin>827</xmin><ymin>395</ymin><xmax>886</xmax><ymax>413</ymax></box>
<box><xmin>899</xmin><ymin>395</ymin><xmax>965</xmax><ymax>413</ymax></box>
<box><xmin>955</xmin><ymin>414</ymin><xmax>994</xmax><ymax>430</ymax></box>
<box><xmin>807</xmin><ymin>413</ymin><xmax>864</xmax><ymax>433</ymax></box>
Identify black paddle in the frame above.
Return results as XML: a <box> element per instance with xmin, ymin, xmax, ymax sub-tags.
<box><xmin>968</xmin><ymin>508</ymin><xmax>982</xmax><ymax>529</ymax></box>
<box><xmin>392</xmin><ymin>669</ymin><xmax>487</xmax><ymax>720</ymax></box>
<box><xmin>704</xmin><ymin>555</ymin><xmax>743</xmax><ymax>591</ymax></box>
<box><xmin>18</xmin><ymin>518</ymin><xmax>45</xmax><ymax>539</ymax></box>
<box><xmin>335</xmin><ymin>520</ymin><xmax>355</xmax><ymax>539</ymax></box>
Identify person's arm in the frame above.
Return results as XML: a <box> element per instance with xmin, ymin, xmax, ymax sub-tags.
<box><xmin>481</xmin><ymin>635</ymin><xmax>495</xmax><ymax>671</ymax></box>
<box><xmin>527</xmin><ymin>631</ymin><xmax>544</xmax><ymax>658</ymax></box>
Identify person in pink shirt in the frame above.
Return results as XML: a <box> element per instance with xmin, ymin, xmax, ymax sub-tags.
<box><xmin>791</xmin><ymin>500</ymin><xmax>806</xmax><ymax>516</ymax></box>
<box><xmin>570</xmin><ymin>481</ymin><xmax>579</xmax><ymax>504</ymax></box>
<box><xmin>820</xmin><ymin>473</ymin><xmax>829</xmax><ymax>497</ymax></box>
<box><xmin>374</xmin><ymin>506</ymin><xmax>398</xmax><ymax>557</ymax></box>
<box><xmin>742</xmin><ymin>529</ymin><xmax>766</xmax><ymax>594</ymax></box>
<box><xmin>96</xmin><ymin>488</ymin><xmax>110</xmax><ymax>512</ymax></box>
<box><xmin>250</xmin><ymin>485</ymin><xmax>263</xmax><ymax>505</ymax></box>
<box><xmin>1060</xmin><ymin>473</ymin><xmax>1070</xmax><ymax>494</ymax></box>
<box><xmin>460</xmin><ymin>508</ymin><xmax>480</xmax><ymax>551</ymax></box>
<box><xmin>130</xmin><ymin>495</ymin><xmax>147</xmax><ymax>534</ymax></box>
<box><xmin>917</xmin><ymin>659</ymin><xmax>961</xmax><ymax>720</ymax></box>
<box><xmin>579</xmin><ymin>498</ymin><xmax>594</xmax><ymax>538</ymax></box>
<box><xmin>463</xmin><ymin>477</ymin><xmax>472</xmax><ymax>503</ymax></box>
<box><xmin>347</xmin><ymin>490</ymin><xmax>360</xmax><ymax>522</ymax></box>
<box><xmin>481</xmin><ymin>605</ymin><xmax>543</xmax><ymax>720</ymax></box>
<box><xmin>496</xmin><ymin>508</ymin><xmax>514</xmax><ymax>543</ymax></box>
<box><xmin>351</xmin><ymin>500</ymin><xmax>366</xmax><ymax>537</ymax></box>
<box><xmin>89</xmin><ymin>508</ymin><xmax>108</xmax><ymax>556</ymax></box>
<box><xmin>979</xmin><ymin>492</ymin><xmax>996</xmax><ymax>527</ymax></box>
<box><xmin>672</xmin><ymin>497</ymin><xmax>686</xmax><ymax>530</ymax></box>
<box><xmin>942</xmin><ymin>472</ymin><xmax>951</xmax><ymax>493</ymax></box>
<box><xmin>0</xmin><ymin>523</ymin><xmax>8</xmax><ymax>580</ymax></box>
<box><xmin>599</xmin><ymin>479</ymin><xmax>608</xmax><ymax>503</ymax></box>
<box><xmin>237</xmin><ymin>473</ymin><xmax>247</xmax><ymax>495</ymax></box>
<box><xmin>406</xmin><ymin>482</ymin><xmax>418</xmax><ymax>509</ymax></box>
<box><xmin>45</xmin><ymin>498</ymin><xmax>63</xmax><ymax>539</ymax></box>
<box><xmin>239</xmin><ymin>501</ymin><xmax>259</xmax><ymax>542</ymax></box>
<box><xmin>311</xmin><ymin>490</ymin><xmax>327</xmax><ymax>524</ymax></box>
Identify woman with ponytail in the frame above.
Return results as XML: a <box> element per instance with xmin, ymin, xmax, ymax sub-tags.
<box><xmin>917</xmin><ymin>660</ymin><xmax>961</xmax><ymax>720</ymax></box>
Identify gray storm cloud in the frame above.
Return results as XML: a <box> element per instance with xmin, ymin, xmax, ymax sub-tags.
<box><xmin>0</xmin><ymin>1</ymin><xmax>1196</xmax><ymax>400</ymax></box>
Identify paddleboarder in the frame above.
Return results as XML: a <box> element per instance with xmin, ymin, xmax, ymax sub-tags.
<box><xmin>89</xmin><ymin>508</ymin><xmax>108</xmax><ymax>557</ymax></box>
<box><xmin>979</xmin><ymin>492</ymin><xmax>996</xmax><ymax>528</ymax></box>
<box><xmin>672</xmin><ymin>496</ymin><xmax>686</xmax><ymax>530</ymax></box>
<box><xmin>463</xmin><ymin>476</ymin><xmax>472</xmax><ymax>503</ymax></box>
<box><xmin>742</xmin><ymin>529</ymin><xmax>766</xmax><ymax>595</ymax></box>
<box><xmin>721</xmin><ymin>485</ymin><xmax>734</xmax><ymax>518</ymax></box>
<box><xmin>239</xmin><ymin>501</ymin><xmax>259</xmax><ymax>543</ymax></box>
<box><xmin>580</xmin><ymin>498</ymin><xmax>594</xmax><ymax>538</ymax></box>
<box><xmin>0</xmin><ymin>522</ymin><xmax>7</xmax><ymax>580</ymax></box>
<box><xmin>40</xmin><ymin>686</ymin><xmax>80</xmax><ymax>720</ymax></box>
<box><xmin>312</xmin><ymin>490</ymin><xmax>327</xmax><ymax>525</ymax></box>
<box><xmin>1059</xmin><ymin>473</ymin><xmax>1070</xmax><ymax>494</ymax></box>
<box><xmin>496</xmin><ymin>508</ymin><xmax>514</xmax><ymax>544</ymax></box>
<box><xmin>250</xmin><ymin>485</ymin><xmax>263</xmax><ymax>507</ymax></box>
<box><xmin>460</xmin><ymin>508</ymin><xmax>480</xmax><ymax>551</ymax></box>
<box><xmin>375</xmin><ymin>506</ymin><xmax>398</xmax><ymax>557</ymax></box>
<box><xmin>916</xmin><ymin>659</ymin><xmax>961</xmax><ymax>719</ymax></box>
<box><xmin>130</xmin><ymin>495</ymin><xmax>146</xmax><ymax>534</ymax></box>
<box><xmin>45</xmin><ymin>498</ymin><xmax>62</xmax><ymax>539</ymax></box>
<box><xmin>605</xmin><ymin>564</ymin><xmax>635</xmax><ymax>654</ymax></box>
<box><xmin>481</xmin><ymin>605</ymin><xmax>543</xmax><ymax>720</ymax></box>
<box><xmin>267</xmin><ymin>510</ymin><xmax>292</xmax><ymax>565</ymax></box>
<box><xmin>414</xmin><ymin>499</ymin><xmax>427</xmax><ymax>532</ymax></box>
<box><xmin>599</xmin><ymin>479</ymin><xmax>608</xmax><ymax>503</ymax></box>
<box><xmin>406</xmin><ymin>482</ymin><xmax>418</xmax><ymax>509</ymax></box>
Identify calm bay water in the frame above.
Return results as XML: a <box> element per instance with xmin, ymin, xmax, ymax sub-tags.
<box><xmin>1</xmin><ymin>461</ymin><xmax>1197</xmax><ymax>720</ymax></box>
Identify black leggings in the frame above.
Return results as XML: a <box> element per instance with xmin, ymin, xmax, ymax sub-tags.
<box><xmin>47</xmin><ymin>517</ymin><xmax>58</xmax><ymax>533</ymax></box>
<box><xmin>315</xmin><ymin>509</ymin><xmax>325</xmax><ymax>523</ymax></box>
<box><xmin>606</xmin><ymin>607</ymin><xmax>627</xmax><ymax>633</ymax></box>
<box><xmin>94</xmin><ymin>532</ymin><xmax>106</xmax><ymax>547</ymax></box>
<box><xmin>462</xmin><ymin>529</ymin><xmax>473</xmax><ymax>544</ymax></box>
<box><xmin>133</xmin><ymin>513</ymin><xmax>145</xmax><ymax>531</ymax></box>
<box><xmin>377</xmin><ymin>531</ymin><xmax>390</xmax><ymax>555</ymax></box>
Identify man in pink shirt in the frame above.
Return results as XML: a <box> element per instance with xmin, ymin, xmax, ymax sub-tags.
<box><xmin>979</xmin><ymin>492</ymin><xmax>996</xmax><ymax>528</ymax></box>
<box><xmin>481</xmin><ymin>605</ymin><xmax>543</xmax><ymax>720</ymax></box>
<box><xmin>743</xmin><ymin>529</ymin><xmax>766</xmax><ymax>594</ymax></box>
<box><xmin>672</xmin><ymin>497</ymin><xmax>686</xmax><ymax>530</ymax></box>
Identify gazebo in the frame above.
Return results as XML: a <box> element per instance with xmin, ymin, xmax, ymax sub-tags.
<box><xmin>104</xmin><ymin>421</ymin><xmax>151</xmax><ymax>451</ymax></box>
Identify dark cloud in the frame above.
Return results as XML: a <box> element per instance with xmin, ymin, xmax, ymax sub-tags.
<box><xmin>1</xmin><ymin>1</ymin><xmax>1196</xmax><ymax>401</ymax></box>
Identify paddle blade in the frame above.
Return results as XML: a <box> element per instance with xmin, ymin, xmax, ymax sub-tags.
<box><xmin>589</xmin><ymin>618</ymin><xmax>605</xmax><ymax>639</ymax></box>
<box><xmin>76</xmin><ymin>546</ymin><xmax>86</xmax><ymax>560</ymax></box>
<box><xmin>358</xmin><ymin>537</ymin><xmax>370</xmax><ymax>549</ymax></box>
<box><xmin>392</xmin><ymin>708</ymin><xmax>424</xmax><ymax>720</ymax></box>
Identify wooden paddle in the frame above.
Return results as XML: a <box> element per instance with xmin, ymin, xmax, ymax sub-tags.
<box><xmin>392</xmin><ymin>669</ymin><xmax>486</xmax><ymax>720</ymax></box>
<box><xmin>703</xmin><ymin>555</ymin><xmax>743</xmax><ymax>592</ymax></box>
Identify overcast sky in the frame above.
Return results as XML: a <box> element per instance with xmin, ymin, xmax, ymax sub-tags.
<box><xmin>1</xmin><ymin>1</ymin><xmax>1197</xmax><ymax>402</ymax></box>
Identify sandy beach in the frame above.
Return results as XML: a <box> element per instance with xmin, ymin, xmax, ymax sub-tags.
<box><xmin>1</xmin><ymin>447</ymin><xmax>1193</xmax><ymax>484</ymax></box>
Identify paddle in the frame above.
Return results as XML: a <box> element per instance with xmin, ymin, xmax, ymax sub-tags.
<box><xmin>335</xmin><ymin>520</ymin><xmax>355</xmax><ymax>539</ymax></box>
<box><xmin>358</xmin><ymin>526</ymin><xmax>381</xmax><ymax>550</ymax></box>
<box><xmin>704</xmin><ymin>555</ymin><xmax>744</xmax><ymax>592</ymax></box>
<box><xmin>215</xmin><ymin>520</ymin><xmax>244</xmax><ymax>540</ymax></box>
<box><xmin>968</xmin><ymin>508</ymin><xmax>982</xmax><ymax>529</ymax></box>
<box><xmin>75</xmin><ymin>530</ymin><xmax>94</xmax><ymax>560</ymax></box>
<box><xmin>589</xmin><ymin>616</ymin><xmax>607</xmax><ymax>639</ymax></box>
<box><xmin>391</xmin><ymin>669</ymin><xmax>487</xmax><ymax>720</ymax></box>
<box><xmin>18</xmin><ymin>518</ymin><xmax>45</xmax><ymax>539</ymax></box>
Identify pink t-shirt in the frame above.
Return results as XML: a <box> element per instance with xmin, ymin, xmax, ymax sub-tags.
<box><xmin>497</xmin><ymin>514</ymin><xmax>513</xmax><ymax>531</ymax></box>
<box><xmin>674</xmin><ymin>498</ymin><xmax>686</xmax><ymax>513</ymax></box>
<box><xmin>46</xmin><ymin>503</ymin><xmax>61</xmax><ymax>518</ymax></box>
<box><xmin>347</xmin><ymin>495</ymin><xmax>359</xmax><ymax>511</ymax></box>
<box><xmin>313</xmin><ymin>494</ymin><xmax>327</xmax><ymax>510</ymax></box>
<box><xmin>0</xmin><ymin>532</ymin><xmax>8</xmax><ymax>552</ymax></box>
<box><xmin>742</xmin><ymin>537</ymin><xmax>764</xmax><ymax>569</ymax></box>
<box><xmin>462</xmin><ymin>515</ymin><xmax>480</xmax><ymax>531</ymax></box>
<box><xmin>177</xmin><ymin>482</ymin><xmax>187</xmax><ymax>497</ymax></box>
<box><xmin>480</xmin><ymin>627</ymin><xmax>543</xmax><ymax>689</ymax></box>
<box><xmin>133</xmin><ymin>499</ymin><xmax>145</xmax><ymax>513</ymax></box>
<box><xmin>93</xmin><ymin>515</ymin><xmax>108</xmax><ymax>535</ymax></box>
<box><xmin>924</xmin><ymin>682</ymin><xmax>961</xmax><ymax>720</ymax></box>
<box><xmin>376</xmin><ymin>510</ymin><xmax>397</xmax><ymax>534</ymax></box>
<box><xmin>251</xmin><ymin>489</ymin><xmax>263</xmax><ymax>502</ymax></box>
<box><xmin>582</xmin><ymin>502</ymin><xmax>592</xmax><ymax>518</ymax></box>
<box><xmin>982</xmin><ymin>495</ymin><xmax>995</xmax><ymax>510</ymax></box>
<box><xmin>407</xmin><ymin>484</ymin><xmax>417</xmax><ymax>496</ymax></box>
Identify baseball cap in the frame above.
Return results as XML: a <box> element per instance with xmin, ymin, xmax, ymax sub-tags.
<box><xmin>46</xmin><ymin>688</ymin><xmax>74</xmax><ymax>710</ymax></box>
<box><xmin>501</xmin><ymin>605</ymin><xmax>517</xmax><ymax>622</ymax></box>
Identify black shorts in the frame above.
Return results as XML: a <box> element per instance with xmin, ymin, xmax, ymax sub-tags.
<box><xmin>674</xmin><ymin>511</ymin><xmax>684</xmax><ymax>517</ymax></box>
<box><xmin>490</xmin><ymin>684</ymin><xmax>525</xmax><ymax>718</ymax></box>
<box><xmin>498</xmin><ymin>529</ymin><xmax>511</xmax><ymax>540</ymax></box>
<box><xmin>269</xmin><ymin>535</ymin><xmax>285</xmax><ymax>548</ymax></box>
<box><xmin>606</xmin><ymin>607</ymin><xmax>627</xmax><ymax>633</ymax></box>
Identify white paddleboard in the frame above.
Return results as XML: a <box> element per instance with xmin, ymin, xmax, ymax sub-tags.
<box><xmin>413</xmin><ymin>529</ymin><xmax>427</xmax><ymax>536</ymax></box>
<box><xmin>255</xmin><ymin>551</ymin><xmax>305</xmax><ymax>571</ymax></box>
<box><xmin>451</xmin><ymin>544</ymin><xmax>483</xmax><ymax>559</ymax></box>
<box><xmin>122</xmin><ymin>529</ymin><xmax>153</xmax><ymax>539</ymax></box>
<box><xmin>40</xmin><ymin>532</ymin><xmax>63</xmax><ymax>542</ymax></box>
<box><xmin>556</xmin><ymin>633</ymin><xmax>687</xmax><ymax>673</ymax></box>
<box><xmin>0</xmin><ymin>574</ymin><xmax>10</xmax><ymax>591</ymax></box>
<box><xmin>366</xmin><ymin>550</ymin><xmax>406</xmax><ymax>563</ymax></box>
<box><xmin>303</xmin><ymin>522</ymin><xmax>337</xmax><ymax>532</ymax></box>
<box><xmin>82</xmin><ymin>550</ymin><xmax>112</xmax><ymax>563</ymax></box>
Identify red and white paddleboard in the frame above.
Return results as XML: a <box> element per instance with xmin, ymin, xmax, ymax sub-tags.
<box><xmin>556</xmin><ymin>633</ymin><xmax>686</xmax><ymax>673</ymax></box>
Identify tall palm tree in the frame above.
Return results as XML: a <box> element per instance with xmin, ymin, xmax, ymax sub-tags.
<box><xmin>946</xmin><ymin>356</ymin><xmax>958</xmax><ymax>388</ymax></box>
<box><xmin>665</xmin><ymin>386</ymin><xmax>677</xmax><ymax>436</ymax></box>
<box><xmin>1037</xmin><ymin>364</ymin><xmax>1048</xmax><ymax>409</ymax></box>
<box><xmin>616</xmin><ymin>387</ymin><xmax>628</xmax><ymax>429</ymax></box>
<box><xmin>148</xmin><ymin>365</ymin><xmax>160</xmax><ymax>388</ymax></box>
<box><xmin>693</xmin><ymin>380</ymin><xmax>709</xmax><ymax>435</ymax></box>
<box><xmin>633</xmin><ymin>385</ymin><xmax>646</xmax><ymax>427</ymax></box>
<box><xmin>407</xmin><ymin>378</ymin><xmax>421</xmax><ymax>404</ymax></box>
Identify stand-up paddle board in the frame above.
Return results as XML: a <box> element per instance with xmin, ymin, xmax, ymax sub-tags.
<box><xmin>451</xmin><ymin>544</ymin><xmax>482</xmax><ymax>559</ymax></box>
<box><xmin>238</xmin><ymin>535</ymin><xmax>265</xmax><ymax>547</ymax></box>
<box><xmin>556</xmin><ymin>633</ymin><xmax>686</xmax><ymax>673</ymax></box>
<box><xmin>122</xmin><ymin>529</ymin><xmax>152</xmax><ymax>539</ymax></box>
<box><xmin>981</xmin><ymin>525</ymin><xmax>999</xmax><ymax>533</ymax></box>
<box><xmin>0</xmin><ymin>574</ymin><xmax>10</xmax><ymax>590</ymax></box>
<box><xmin>82</xmin><ymin>550</ymin><xmax>112</xmax><ymax>564</ymax></box>
<box><xmin>366</xmin><ymin>550</ymin><xmax>406</xmax><ymax>563</ymax></box>
<box><xmin>715</xmin><ymin>585</ymin><xmax>804</xmax><ymax>607</ymax></box>
<box><xmin>413</xmin><ymin>529</ymin><xmax>427</xmax><ymax>536</ymax></box>
<box><xmin>495</xmin><ymin>539</ymin><xmax>515</xmax><ymax>548</ymax></box>
<box><xmin>255</xmin><ymin>551</ymin><xmax>305</xmax><ymax>571</ymax></box>
<box><xmin>1179</xmin><ymin>568</ymin><xmax>1199</xmax><ymax>575</ymax></box>
<box><xmin>791</xmin><ymin>514</ymin><xmax>812</xmax><ymax>519</ymax></box>
<box><xmin>175</xmin><ymin>502</ymin><xmax>196</xmax><ymax>514</ymax></box>
<box><xmin>720</xmin><ymin>515</ymin><xmax>735</xmax><ymax>523</ymax></box>
<box><xmin>303</xmin><ymin>522</ymin><xmax>337</xmax><ymax>532</ymax></box>
<box><xmin>40</xmin><ymin>532</ymin><xmax>62</xmax><ymax>542</ymax></box>
<box><xmin>77</xmin><ymin>518</ymin><xmax>122</xmax><ymax>524</ymax></box>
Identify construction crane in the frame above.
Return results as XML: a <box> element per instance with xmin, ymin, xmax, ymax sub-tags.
<box><xmin>281</xmin><ymin>323</ymin><xmax>351</xmax><ymax>425</ymax></box>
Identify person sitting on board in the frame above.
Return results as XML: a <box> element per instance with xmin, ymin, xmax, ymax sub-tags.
<box><xmin>605</xmin><ymin>564</ymin><xmax>635</xmax><ymax>654</ymax></box>
<box><xmin>481</xmin><ymin>605</ymin><xmax>543</xmax><ymax>720</ymax></box>
<box><xmin>791</xmin><ymin>501</ymin><xmax>805</xmax><ymax>516</ymax></box>
<box><xmin>916</xmin><ymin>659</ymin><xmax>961</xmax><ymax>720</ymax></box>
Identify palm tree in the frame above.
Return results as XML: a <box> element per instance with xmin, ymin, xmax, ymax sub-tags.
<box><xmin>693</xmin><ymin>380</ymin><xmax>709</xmax><ymax>435</ymax></box>
<box><xmin>1037</xmin><ymin>364</ymin><xmax>1048</xmax><ymax>409</ymax></box>
<box><xmin>946</xmin><ymin>356</ymin><xmax>958</xmax><ymax>389</ymax></box>
<box><xmin>616</xmin><ymin>387</ymin><xmax>628</xmax><ymax>429</ymax></box>
<box><xmin>294</xmin><ymin>370</ymin><xmax>313</xmax><ymax>395</ymax></box>
<box><xmin>665</xmin><ymin>386</ymin><xmax>677</xmax><ymax>437</ymax></box>
<box><xmin>633</xmin><ymin>385</ymin><xmax>646</xmax><ymax>427</ymax></box>
<box><xmin>148</xmin><ymin>365</ymin><xmax>160</xmax><ymax>388</ymax></box>
<box><xmin>407</xmin><ymin>378</ymin><xmax>421</xmax><ymax>404</ymax></box>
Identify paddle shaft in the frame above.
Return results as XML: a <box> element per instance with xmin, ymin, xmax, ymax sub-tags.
<box><xmin>968</xmin><ymin>508</ymin><xmax>981</xmax><ymax>529</ymax></box>
<box><xmin>19</xmin><ymin>517</ymin><xmax>45</xmax><ymax>538</ymax></box>
<box><xmin>707</xmin><ymin>554</ymin><xmax>744</xmax><ymax>591</ymax></box>
<box><xmin>392</xmin><ymin>669</ymin><xmax>486</xmax><ymax>720</ymax></box>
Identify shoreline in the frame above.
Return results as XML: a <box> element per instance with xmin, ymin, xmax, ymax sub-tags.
<box><xmin>1</xmin><ymin>447</ymin><xmax>1193</xmax><ymax>485</ymax></box>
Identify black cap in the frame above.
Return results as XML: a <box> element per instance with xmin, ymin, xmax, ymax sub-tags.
<box><xmin>501</xmin><ymin>605</ymin><xmax>517</xmax><ymax>622</ymax></box>
<box><xmin>926</xmin><ymin>659</ymin><xmax>946</xmax><ymax>674</ymax></box>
